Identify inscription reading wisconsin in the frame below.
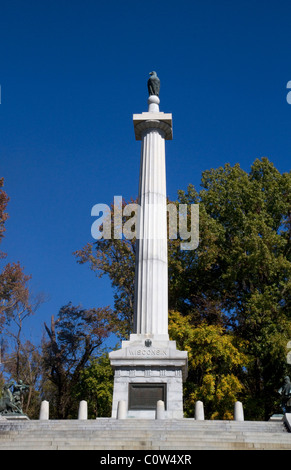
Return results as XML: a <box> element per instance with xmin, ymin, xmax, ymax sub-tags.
<box><xmin>128</xmin><ymin>348</ymin><xmax>167</xmax><ymax>356</ymax></box>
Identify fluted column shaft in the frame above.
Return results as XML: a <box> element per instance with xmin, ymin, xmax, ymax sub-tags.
<box><xmin>133</xmin><ymin>125</ymin><xmax>168</xmax><ymax>337</ymax></box>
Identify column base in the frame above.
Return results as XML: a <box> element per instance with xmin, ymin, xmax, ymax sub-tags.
<box><xmin>109</xmin><ymin>336</ymin><xmax>188</xmax><ymax>419</ymax></box>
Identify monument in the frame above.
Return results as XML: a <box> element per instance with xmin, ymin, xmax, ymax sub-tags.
<box><xmin>0</xmin><ymin>379</ymin><xmax>29</xmax><ymax>419</ymax></box>
<box><xmin>109</xmin><ymin>72</ymin><xmax>188</xmax><ymax>418</ymax></box>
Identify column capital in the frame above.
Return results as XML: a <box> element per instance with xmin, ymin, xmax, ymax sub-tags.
<box><xmin>133</xmin><ymin>112</ymin><xmax>173</xmax><ymax>140</ymax></box>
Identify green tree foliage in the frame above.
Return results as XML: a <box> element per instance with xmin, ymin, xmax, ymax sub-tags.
<box><xmin>74</xmin><ymin>354</ymin><xmax>114</xmax><ymax>418</ymax></box>
<box><xmin>177</xmin><ymin>158</ymin><xmax>291</xmax><ymax>418</ymax></box>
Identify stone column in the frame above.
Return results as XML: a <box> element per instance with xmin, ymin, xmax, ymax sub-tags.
<box><xmin>109</xmin><ymin>92</ymin><xmax>187</xmax><ymax>419</ymax></box>
<box><xmin>155</xmin><ymin>400</ymin><xmax>165</xmax><ymax>420</ymax></box>
<box><xmin>234</xmin><ymin>401</ymin><xmax>244</xmax><ymax>421</ymax></box>
<box><xmin>116</xmin><ymin>400</ymin><xmax>127</xmax><ymax>419</ymax></box>
<box><xmin>133</xmin><ymin>95</ymin><xmax>170</xmax><ymax>339</ymax></box>
<box><xmin>195</xmin><ymin>401</ymin><xmax>205</xmax><ymax>420</ymax></box>
<box><xmin>78</xmin><ymin>400</ymin><xmax>88</xmax><ymax>420</ymax></box>
<box><xmin>39</xmin><ymin>400</ymin><xmax>49</xmax><ymax>420</ymax></box>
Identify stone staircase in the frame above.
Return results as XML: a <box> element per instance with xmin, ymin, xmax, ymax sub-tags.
<box><xmin>0</xmin><ymin>418</ymin><xmax>290</xmax><ymax>450</ymax></box>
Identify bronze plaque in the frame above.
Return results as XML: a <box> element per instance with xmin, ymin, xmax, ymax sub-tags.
<box><xmin>128</xmin><ymin>383</ymin><xmax>167</xmax><ymax>410</ymax></box>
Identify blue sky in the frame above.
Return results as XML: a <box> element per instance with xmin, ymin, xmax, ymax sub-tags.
<box><xmin>0</xmin><ymin>0</ymin><xmax>290</xmax><ymax>345</ymax></box>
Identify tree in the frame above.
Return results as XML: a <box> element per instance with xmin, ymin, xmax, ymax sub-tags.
<box><xmin>0</xmin><ymin>178</ymin><xmax>42</xmax><ymax>413</ymax></box>
<box><xmin>42</xmin><ymin>303</ymin><xmax>115</xmax><ymax>418</ymax></box>
<box><xmin>0</xmin><ymin>178</ymin><xmax>35</xmax><ymax>339</ymax></box>
<box><xmin>4</xmin><ymin>340</ymin><xmax>43</xmax><ymax>418</ymax></box>
<box><xmin>74</xmin><ymin>354</ymin><xmax>114</xmax><ymax>418</ymax></box>
<box><xmin>75</xmin><ymin>198</ymin><xmax>137</xmax><ymax>338</ymax></box>
<box><xmin>177</xmin><ymin>158</ymin><xmax>291</xmax><ymax>419</ymax></box>
<box><xmin>0</xmin><ymin>179</ymin><xmax>32</xmax><ymax>332</ymax></box>
<box><xmin>2</xmin><ymin>288</ymin><xmax>45</xmax><ymax>381</ymax></box>
<box><xmin>169</xmin><ymin>311</ymin><xmax>247</xmax><ymax>419</ymax></box>
<box><xmin>0</xmin><ymin>178</ymin><xmax>9</xmax><ymax>249</ymax></box>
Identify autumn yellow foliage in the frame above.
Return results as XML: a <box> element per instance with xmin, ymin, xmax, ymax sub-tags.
<box><xmin>169</xmin><ymin>310</ymin><xmax>247</xmax><ymax>419</ymax></box>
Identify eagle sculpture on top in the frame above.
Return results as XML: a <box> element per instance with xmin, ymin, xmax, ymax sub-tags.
<box><xmin>147</xmin><ymin>71</ymin><xmax>160</xmax><ymax>97</ymax></box>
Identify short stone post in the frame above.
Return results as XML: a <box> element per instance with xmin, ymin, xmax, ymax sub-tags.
<box><xmin>39</xmin><ymin>400</ymin><xmax>49</xmax><ymax>420</ymax></box>
<box><xmin>155</xmin><ymin>400</ymin><xmax>165</xmax><ymax>420</ymax></box>
<box><xmin>78</xmin><ymin>400</ymin><xmax>88</xmax><ymax>420</ymax></box>
<box><xmin>195</xmin><ymin>401</ymin><xmax>205</xmax><ymax>420</ymax></box>
<box><xmin>234</xmin><ymin>401</ymin><xmax>244</xmax><ymax>421</ymax></box>
<box><xmin>116</xmin><ymin>400</ymin><xmax>127</xmax><ymax>419</ymax></box>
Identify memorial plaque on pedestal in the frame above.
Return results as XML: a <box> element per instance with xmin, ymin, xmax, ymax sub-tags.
<box><xmin>128</xmin><ymin>383</ymin><xmax>167</xmax><ymax>410</ymax></box>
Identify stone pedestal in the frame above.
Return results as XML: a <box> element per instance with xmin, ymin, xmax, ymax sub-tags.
<box><xmin>109</xmin><ymin>94</ymin><xmax>187</xmax><ymax>418</ymax></box>
<box><xmin>0</xmin><ymin>414</ymin><xmax>29</xmax><ymax>420</ymax></box>
<box><xmin>110</xmin><ymin>335</ymin><xmax>187</xmax><ymax>418</ymax></box>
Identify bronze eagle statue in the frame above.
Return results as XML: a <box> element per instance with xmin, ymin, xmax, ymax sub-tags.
<box><xmin>147</xmin><ymin>71</ymin><xmax>160</xmax><ymax>97</ymax></box>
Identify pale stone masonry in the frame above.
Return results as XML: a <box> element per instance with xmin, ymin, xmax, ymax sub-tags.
<box><xmin>109</xmin><ymin>93</ymin><xmax>188</xmax><ymax>418</ymax></box>
<box><xmin>0</xmin><ymin>419</ymin><xmax>290</xmax><ymax>450</ymax></box>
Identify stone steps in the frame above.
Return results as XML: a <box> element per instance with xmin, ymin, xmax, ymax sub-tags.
<box><xmin>0</xmin><ymin>417</ymin><xmax>285</xmax><ymax>427</ymax></box>
<box><xmin>0</xmin><ymin>419</ymin><xmax>290</xmax><ymax>450</ymax></box>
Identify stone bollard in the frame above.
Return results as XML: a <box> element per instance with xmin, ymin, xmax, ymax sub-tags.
<box><xmin>116</xmin><ymin>400</ymin><xmax>127</xmax><ymax>419</ymax></box>
<box><xmin>155</xmin><ymin>400</ymin><xmax>165</xmax><ymax>420</ymax></box>
<box><xmin>39</xmin><ymin>400</ymin><xmax>49</xmax><ymax>420</ymax></box>
<box><xmin>195</xmin><ymin>401</ymin><xmax>205</xmax><ymax>420</ymax></box>
<box><xmin>234</xmin><ymin>401</ymin><xmax>244</xmax><ymax>421</ymax></box>
<box><xmin>78</xmin><ymin>400</ymin><xmax>88</xmax><ymax>420</ymax></box>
